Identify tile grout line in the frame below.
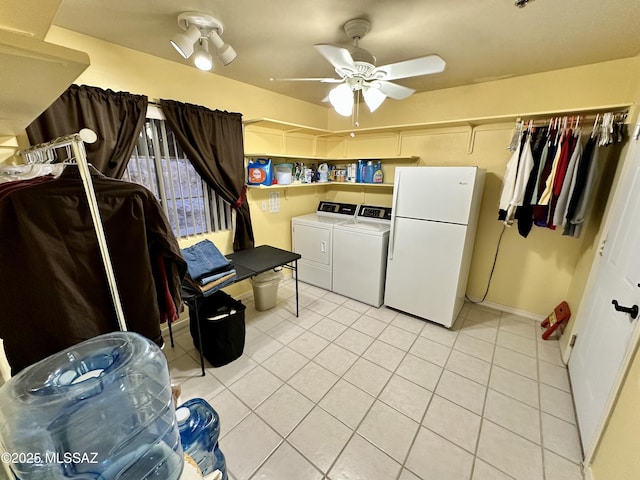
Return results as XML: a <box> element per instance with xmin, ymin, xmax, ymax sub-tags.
<box><xmin>468</xmin><ymin>309</ymin><xmax>501</xmax><ymax>480</ymax></box>
<box><xmin>242</xmin><ymin>293</ymin><xmax>406</xmax><ymax>478</ymax></box>
<box><xmin>169</xmin><ymin>290</ymin><xmax>584</xmax><ymax>480</ymax></box>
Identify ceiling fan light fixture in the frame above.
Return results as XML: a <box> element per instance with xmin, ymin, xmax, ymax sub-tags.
<box><xmin>363</xmin><ymin>86</ymin><xmax>386</xmax><ymax>112</ymax></box>
<box><xmin>193</xmin><ymin>38</ymin><xmax>213</xmax><ymax>71</ymax></box>
<box><xmin>170</xmin><ymin>24</ymin><xmax>201</xmax><ymax>59</ymax></box>
<box><xmin>329</xmin><ymin>84</ymin><xmax>354</xmax><ymax>116</ymax></box>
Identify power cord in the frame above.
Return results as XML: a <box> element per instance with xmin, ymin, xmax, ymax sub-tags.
<box><xmin>465</xmin><ymin>224</ymin><xmax>507</xmax><ymax>304</ymax></box>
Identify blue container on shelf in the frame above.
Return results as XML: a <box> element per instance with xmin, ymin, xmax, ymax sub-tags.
<box><xmin>247</xmin><ymin>158</ymin><xmax>273</xmax><ymax>185</ymax></box>
<box><xmin>176</xmin><ymin>398</ymin><xmax>227</xmax><ymax>479</ymax></box>
<box><xmin>0</xmin><ymin>332</ymin><xmax>183</xmax><ymax>480</ymax></box>
<box><xmin>359</xmin><ymin>160</ymin><xmax>384</xmax><ymax>183</ymax></box>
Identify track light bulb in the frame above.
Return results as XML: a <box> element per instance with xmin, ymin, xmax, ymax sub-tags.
<box><xmin>209</xmin><ymin>30</ymin><xmax>237</xmax><ymax>65</ymax></box>
<box><xmin>170</xmin><ymin>24</ymin><xmax>201</xmax><ymax>59</ymax></box>
<box><xmin>193</xmin><ymin>39</ymin><xmax>213</xmax><ymax>71</ymax></box>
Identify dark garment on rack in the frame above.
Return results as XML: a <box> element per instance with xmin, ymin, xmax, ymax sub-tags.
<box><xmin>0</xmin><ymin>175</ymin><xmax>55</xmax><ymax>200</ymax></box>
<box><xmin>564</xmin><ymin>136</ymin><xmax>597</xmax><ymax>224</ymax></box>
<box><xmin>0</xmin><ymin>165</ymin><xmax>186</xmax><ymax>374</ymax></box>
<box><xmin>516</xmin><ymin>127</ymin><xmax>548</xmax><ymax>237</ymax></box>
<box><xmin>532</xmin><ymin>129</ymin><xmax>561</xmax><ymax>227</ymax></box>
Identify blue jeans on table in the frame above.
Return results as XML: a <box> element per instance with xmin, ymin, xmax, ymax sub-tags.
<box><xmin>181</xmin><ymin>240</ymin><xmax>231</xmax><ymax>281</ymax></box>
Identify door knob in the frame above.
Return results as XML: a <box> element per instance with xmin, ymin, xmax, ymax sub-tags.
<box><xmin>611</xmin><ymin>300</ymin><xmax>639</xmax><ymax>319</ymax></box>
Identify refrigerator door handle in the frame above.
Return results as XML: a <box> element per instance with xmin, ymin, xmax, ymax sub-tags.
<box><xmin>388</xmin><ymin>169</ymin><xmax>401</xmax><ymax>260</ymax></box>
<box><xmin>389</xmin><ymin>218</ymin><xmax>397</xmax><ymax>260</ymax></box>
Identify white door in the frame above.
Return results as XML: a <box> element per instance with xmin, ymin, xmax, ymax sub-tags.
<box><xmin>569</xmin><ymin>139</ymin><xmax>640</xmax><ymax>455</ymax></box>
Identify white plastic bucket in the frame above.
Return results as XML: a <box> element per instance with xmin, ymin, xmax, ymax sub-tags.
<box><xmin>251</xmin><ymin>269</ymin><xmax>284</xmax><ymax>311</ymax></box>
<box><xmin>275</xmin><ymin>164</ymin><xmax>292</xmax><ymax>185</ymax></box>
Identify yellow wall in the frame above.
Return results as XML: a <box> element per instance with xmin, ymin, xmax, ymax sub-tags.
<box><xmin>42</xmin><ymin>27</ymin><xmax>332</xmax><ymax>297</ymax></box>
<box><xmin>31</xmin><ymin>28</ymin><xmax>640</xmax><ymax>317</ymax></box>
<box><xmin>326</xmin><ymin>57</ymin><xmax>640</xmax><ymax>131</ymax></box>
<box><xmin>10</xmin><ymin>22</ymin><xmax>640</xmax><ymax>480</ymax></box>
<box><xmin>591</xmin><ymin>346</ymin><xmax>640</xmax><ymax>480</ymax></box>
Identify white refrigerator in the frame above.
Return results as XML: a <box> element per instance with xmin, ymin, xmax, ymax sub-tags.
<box><xmin>384</xmin><ymin>166</ymin><xmax>485</xmax><ymax>328</ymax></box>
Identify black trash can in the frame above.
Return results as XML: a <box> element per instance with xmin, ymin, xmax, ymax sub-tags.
<box><xmin>189</xmin><ymin>290</ymin><xmax>246</xmax><ymax>367</ymax></box>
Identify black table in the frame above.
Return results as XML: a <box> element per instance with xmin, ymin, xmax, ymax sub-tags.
<box><xmin>169</xmin><ymin>245</ymin><xmax>301</xmax><ymax>375</ymax></box>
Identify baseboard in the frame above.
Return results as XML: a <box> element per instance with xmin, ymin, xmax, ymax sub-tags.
<box><xmin>584</xmin><ymin>464</ymin><xmax>594</xmax><ymax>480</ymax></box>
<box><xmin>469</xmin><ymin>299</ymin><xmax>546</xmax><ymax>322</ymax></box>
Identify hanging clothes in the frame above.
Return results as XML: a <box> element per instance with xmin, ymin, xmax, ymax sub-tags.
<box><xmin>497</xmin><ymin>112</ymin><xmax>627</xmax><ymax>239</ymax></box>
<box><xmin>505</xmin><ymin>134</ymin><xmax>535</xmax><ymax>225</ymax></box>
<box><xmin>498</xmin><ymin>133</ymin><xmax>523</xmax><ymax>222</ymax></box>
<box><xmin>552</xmin><ymin>133</ymin><xmax>583</xmax><ymax>227</ymax></box>
<box><xmin>563</xmin><ymin>143</ymin><xmax>601</xmax><ymax>237</ymax></box>
<box><xmin>516</xmin><ymin>126</ymin><xmax>549</xmax><ymax>237</ymax></box>
<box><xmin>0</xmin><ymin>165</ymin><xmax>187</xmax><ymax>374</ymax></box>
<box><xmin>547</xmin><ymin>130</ymin><xmax>578</xmax><ymax>229</ymax></box>
<box><xmin>0</xmin><ymin>164</ymin><xmax>64</xmax><ymax>183</ymax></box>
<box><xmin>534</xmin><ymin>130</ymin><xmax>565</xmax><ymax>226</ymax></box>
<box><xmin>563</xmin><ymin>136</ymin><xmax>597</xmax><ymax>228</ymax></box>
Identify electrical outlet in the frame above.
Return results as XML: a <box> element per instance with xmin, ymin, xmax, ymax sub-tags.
<box><xmin>269</xmin><ymin>192</ymin><xmax>280</xmax><ymax>213</ymax></box>
<box><xmin>261</xmin><ymin>201</ymin><xmax>267</xmax><ymax>211</ymax></box>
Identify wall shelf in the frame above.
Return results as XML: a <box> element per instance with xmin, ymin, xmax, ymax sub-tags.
<box><xmin>0</xmin><ymin>29</ymin><xmax>90</xmax><ymax>137</ymax></box>
<box><xmin>244</xmin><ymin>107</ymin><xmax>633</xmax><ymax>137</ymax></box>
<box><xmin>245</xmin><ymin>153</ymin><xmax>418</xmax><ymax>162</ymax></box>
<box><xmin>247</xmin><ymin>182</ymin><xmax>393</xmax><ymax>190</ymax></box>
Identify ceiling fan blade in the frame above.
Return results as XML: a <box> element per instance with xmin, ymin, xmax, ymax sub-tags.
<box><xmin>372</xmin><ymin>54</ymin><xmax>446</xmax><ymax>81</ymax></box>
<box><xmin>270</xmin><ymin>77</ymin><xmax>343</xmax><ymax>83</ymax></box>
<box><xmin>376</xmin><ymin>81</ymin><xmax>415</xmax><ymax>100</ymax></box>
<box><xmin>314</xmin><ymin>44</ymin><xmax>356</xmax><ymax>71</ymax></box>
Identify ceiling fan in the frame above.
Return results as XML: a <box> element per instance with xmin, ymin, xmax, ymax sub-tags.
<box><xmin>271</xmin><ymin>18</ymin><xmax>446</xmax><ymax>116</ymax></box>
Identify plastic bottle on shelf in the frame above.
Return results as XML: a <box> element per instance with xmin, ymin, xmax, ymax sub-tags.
<box><xmin>0</xmin><ymin>332</ymin><xmax>184</xmax><ymax>480</ymax></box>
<box><xmin>176</xmin><ymin>398</ymin><xmax>228</xmax><ymax>479</ymax></box>
<box><xmin>372</xmin><ymin>161</ymin><xmax>384</xmax><ymax>183</ymax></box>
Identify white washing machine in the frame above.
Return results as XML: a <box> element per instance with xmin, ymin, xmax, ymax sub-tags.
<box><xmin>291</xmin><ymin>201</ymin><xmax>359</xmax><ymax>290</ymax></box>
<box><xmin>333</xmin><ymin>205</ymin><xmax>392</xmax><ymax>307</ymax></box>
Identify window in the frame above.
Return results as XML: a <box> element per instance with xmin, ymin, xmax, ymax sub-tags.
<box><xmin>123</xmin><ymin>117</ymin><xmax>233</xmax><ymax>238</ymax></box>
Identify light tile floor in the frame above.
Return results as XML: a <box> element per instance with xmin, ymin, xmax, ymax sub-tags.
<box><xmin>165</xmin><ymin>279</ymin><xmax>584</xmax><ymax>480</ymax></box>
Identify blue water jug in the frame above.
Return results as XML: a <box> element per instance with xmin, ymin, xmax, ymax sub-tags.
<box><xmin>176</xmin><ymin>398</ymin><xmax>227</xmax><ymax>479</ymax></box>
<box><xmin>0</xmin><ymin>332</ymin><xmax>183</xmax><ymax>480</ymax></box>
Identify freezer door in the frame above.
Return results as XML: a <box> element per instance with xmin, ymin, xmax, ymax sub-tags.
<box><xmin>393</xmin><ymin>167</ymin><xmax>479</xmax><ymax>224</ymax></box>
<box><xmin>384</xmin><ymin>217</ymin><xmax>467</xmax><ymax>327</ymax></box>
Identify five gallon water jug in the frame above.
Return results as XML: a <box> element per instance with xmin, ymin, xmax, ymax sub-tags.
<box><xmin>176</xmin><ymin>398</ymin><xmax>227</xmax><ymax>479</ymax></box>
<box><xmin>0</xmin><ymin>332</ymin><xmax>183</xmax><ymax>480</ymax></box>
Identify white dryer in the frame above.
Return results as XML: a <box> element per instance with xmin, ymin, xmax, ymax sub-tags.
<box><xmin>333</xmin><ymin>205</ymin><xmax>392</xmax><ymax>307</ymax></box>
<box><xmin>291</xmin><ymin>201</ymin><xmax>359</xmax><ymax>290</ymax></box>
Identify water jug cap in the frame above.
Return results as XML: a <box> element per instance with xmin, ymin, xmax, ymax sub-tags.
<box><xmin>176</xmin><ymin>406</ymin><xmax>191</xmax><ymax>424</ymax></box>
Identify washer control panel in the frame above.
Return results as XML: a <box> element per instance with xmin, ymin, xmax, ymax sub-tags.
<box><xmin>357</xmin><ymin>205</ymin><xmax>392</xmax><ymax>221</ymax></box>
<box><xmin>317</xmin><ymin>201</ymin><xmax>358</xmax><ymax>215</ymax></box>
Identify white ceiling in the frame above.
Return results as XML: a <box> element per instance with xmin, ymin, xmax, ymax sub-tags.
<box><xmin>53</xmin><ymin>0</ymin><xmax>640</xmax><ymax>107</ymax></box>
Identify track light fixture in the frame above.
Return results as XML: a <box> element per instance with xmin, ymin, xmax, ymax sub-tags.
<box><xmin>170</xmin><ymin>12</ymin><xmax>237</xmax><ymax>71</ymax></box>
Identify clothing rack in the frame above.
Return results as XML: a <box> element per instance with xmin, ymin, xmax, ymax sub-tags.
<box><xmin>17</xmin><ymin>129</ymin><xmax>128</xmax><ymax>332</ymax></box>
<box><xmin>508</xmin><ymin>110</ymin><xmax>629</xmax><ymax>151</ymax></box>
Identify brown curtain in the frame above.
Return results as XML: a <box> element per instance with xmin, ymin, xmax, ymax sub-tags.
<box><xmin>160</xmin><ymin>99</ymin><xmax>254</xmax><ymax>251</ymax></box>
<box><xmin>26</xmin><ymin>84</ymin><xmax>148</xmax><ymax>178</ymax></box>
